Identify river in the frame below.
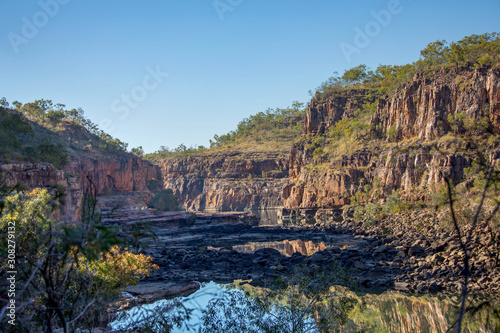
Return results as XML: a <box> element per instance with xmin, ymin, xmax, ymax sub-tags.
<box><xmin>110</xmin><ymin>209</ymin><xmax>499</xmax><ymax>332</ymax></box>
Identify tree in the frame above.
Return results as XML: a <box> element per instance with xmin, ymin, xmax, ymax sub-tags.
<box><xmin>130</xmin><ymin>146</ymin><xmax>144</xmax><ymax>157</ymax></box>
<box><xmin>150</xmin><ymin>189</ymin><xmax>180</xmax><ymax>211</ymax></box>
<box><xmin>46</xmin><ymin>109</ymin><xmax>66</xmax><ymax>125</ymax></box>
<box><xmin>420</xmin><ymin>40</ymin><xmax>448</xmax><ymax>67</ymax></box>
<box><xmin>0</xmin><ymin>97</ymin><xmax>9</xmax><ymax>108</ymax></box>
<box><xmin>12</xmin><ymin>101</ymin><xmax>22</xmax><ymax>111</ymax></box>
<box><xmin>20</xmin><ymin>99</ymin><xmax>53</xmax><ymax>120</ymax></box>
<box><xmin>341</xmin><ymin>64</ymin><xmax>370</xmax><ymax>86</ymax></box>
<box><xmin>0</xmin><ymin>187</ymin><xmax>158</xmax><ymax>332</ymax></box>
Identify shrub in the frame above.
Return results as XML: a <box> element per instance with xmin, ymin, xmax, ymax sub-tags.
<box><xmin>0</xmin><ymin>188</ymin><xmax>158</xmax><ymax>332</ymax></box>
<box><xmin>150</xmin><ymin>189</ymin><xmax>180</xmax><ymax>211</ymax></box>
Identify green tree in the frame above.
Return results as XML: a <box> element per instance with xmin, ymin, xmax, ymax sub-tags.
<box><xmin>46</xmin><ymin>109</ymin><xmax>66</xmax><ymax>125</ymax></box>
<box><xmin>150</xmin><ymin>189</ymin><xmax>180</xmax><ymax>211</ymax></box>
<box><xmin>420</xmin><ymin>40</ymin><xmax>448</xmax><ymax>67</ymax></box>
<box><xmin>130</xmin><ymin>146</ymin><xmax>144</xmax><ymax>157</ymax></box>
<box><xmin>0</xmin><ymin>97</ymin><xmax>9</xmax><ymax>108</ymax></box>
<box><xmin>0</xmin><ymin>188</ymin><xmax>157</xmax><ymax>332</ymax></box>
<box><xmin>341</xmin><ymin>64</ymin><xmax>370</xmax><ymax>86</ymax></box>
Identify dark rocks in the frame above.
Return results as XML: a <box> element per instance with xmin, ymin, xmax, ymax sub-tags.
<box><xmin>255</xmin><ymin>248</ymin><xmax>281</xmax><ymax>256</ymax></box>
<box><xmin>408</xmin><ymin>245</ymin><xmax>425</xmax><ymax>256</ymax></box>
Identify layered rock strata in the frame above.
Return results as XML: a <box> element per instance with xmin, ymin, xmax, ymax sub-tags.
<box><xmin>64</xmin><ymin>156</ymin><xmax>161</xmax><ymax>195</ymax></box>
<box><xmin>284</xmin><ymin>68</ymin><xmax>500</xmax><ymax>209</ymax></box>
<box><xmin>159</xmin><ymin>152</ymin><xmax>290</xmax><ymax>211</ymax></box>
<box><xmin>0</xmin><ymin>163</ymin><xmax>82</xmax><ymax>222</ymax></box>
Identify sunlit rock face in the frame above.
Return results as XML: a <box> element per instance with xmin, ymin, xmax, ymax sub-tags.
<box><xmin>284</xmin><ymin>68</ymin><xmax>500</xmax><ymax>209</ymax></box>
<box><xmin>64</xmin><ymin>156</ymin><xmax>161</xmax><ymax>195</ymax></box>
<box><xmin>0</xmin><ymin>163</ymin><xmax>82</xmax><ymax>222</ymax></box>
<box><xmin>0</xmin><ymin>155</ymin><xmax>162</xmax><ymax>222</ymax></box>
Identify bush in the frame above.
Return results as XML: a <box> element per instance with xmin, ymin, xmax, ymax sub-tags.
<box><xmin>0</xmin><ymin>188</ymin><xmax>158</xmax><ymax>331</ymax></box>
<box><xmin>147</xmin><ymin>178</ymin><xmax>161</xmax><ymax>193</ymax></box>
<box><xmin>150</xmin><ymin>189</ymin><xmax>180</xmax><ymax>211</ymax></box>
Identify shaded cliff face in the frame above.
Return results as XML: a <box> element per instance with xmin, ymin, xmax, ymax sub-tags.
<box><xmin>0</xmin><ymin>163</ymin><xmax>82</xmax><ymax>222</ymax></box>
<box><xmin>284</xmin><ymin>68</ymin><xmax>500</xmax><ymax>209</ymax></box>
<box><xmin>64</xmin><ymin>156</ymin><xmax>162</xmax><ymax>195</ymax></box>
<box><xmin>160</xmin><ymin>152</ymin><xmax>289</xmax><ymax>211</ymax></box>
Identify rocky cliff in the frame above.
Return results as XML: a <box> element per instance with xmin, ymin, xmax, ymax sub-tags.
<box><xmin>159</xmin><ymin>152</ymin><xmax>289</xmax><ymax>211</ymax></box>
<box><xmin>64</xmin><ymin>156</ymin><xmax>162</xmax><ymax>196</ymax></box>
<box><xmin>283</xmin><ymin>67</ymin><xmax>500</xmax><ymax>209</ymax></box>
<box><xmin>371</xmin><ymin>67</ymin><xmax>500</xmax><ymax>140</ymax></box>
<box><xmin>0</xmin><ymin>163</ymin><xmax>82</xmax><ymax>222</ymax></box>
<box><xmin>0</xmin><ymin>155</ymin><xmax>162</xmax><ymax>222</ymax></box>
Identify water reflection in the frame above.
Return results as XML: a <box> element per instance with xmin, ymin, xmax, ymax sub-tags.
<box><xmin>344</xmin><ymin>291</ymin><xmax>499</xmax><ymax>333</ymax></box>
<box><xmin>251</xmin><ymin>209</ymin><xmax>281</xmax><ymax>225</ymax></box>
<box><xmin>111</xmin><ymin>282</ymin><xmax>500</xmax><ymax>333</ymax></box>
<box><xmin>230</xmin><ymin>239</ymin><xmax>327</xmax><ymax>256</ymax></box>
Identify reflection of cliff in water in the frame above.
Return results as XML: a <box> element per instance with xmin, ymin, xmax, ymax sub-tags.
<box><xmin>345</xmin><ymin>291</ymin><xmax>499</xmax><ymax>333</ymax></box>
<box><xmin>232</xmin><ymin>239</ymin><xmax>327</xmax><ymax>256</ymax></box>
<box><xmin>251</xmin><ymin>209</ymin><xmax>281</xmax><ymax>226</ymax></box>
<box><xmin>238</xmin><ymin>282</ymin><xmax>499</xmax><ymax>332</ymax></box>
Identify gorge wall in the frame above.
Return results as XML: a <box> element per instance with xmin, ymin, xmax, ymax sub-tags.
<box><xmin>283</xmin><ymin>67</ymin><xmax>500</xmax><ymax>209</ymax></box>
<box><xmin>0</xmin><ymin>163</ymin><xmax>82</xmax><ymax>222</ymax></box>
<box><xmin>1</xmin><ymin>155</ymin><xmax>162</xmax><ymax>222</ymax></box>
<box><xmin>159</xmin><ymin>152</ymin><xmax>289</xmax><ymax>211</ymax></box>
<box><xmin>64</xmin><ymin>156</ymin><xmax>161</xmax><ymax>195</ymax></box>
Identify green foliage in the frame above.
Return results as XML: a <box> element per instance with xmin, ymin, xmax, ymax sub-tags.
<box><xmin>386</xmin><ymin>125</ymin><xmax>397</xmax><ymax>142</ymax></box>
<box><xmin>0</xmin><ymin>188</ymin><xmax>157</xmax><ymax>332</ymax></box>
<box><xmin>147</xmin><ymin>178</ymin><xmax>161</xmax><ymax>193</ymax></box>
<box><xmin>208</xmin><ymin>102</ymin><xmax>306</xmax><ymax>149</ymax></box>
<box><xmin>0</xmin><ymin>107</ymin><xmax>33</xmax><ymax>155</ymax></box>
<box><xmin>2</xmin><ymin>98</ymin><xmax>129</xmax><ymax>157</ymax></box>
<box><xmin>312</xmin><ymin>147</ymin><xmax>324</xmax><ymax>162</ymax></box>
<box><xmin>46</xmin><ymin>109</ymin><xmax>66</xmax><ymax>124</ymax></box>
<box><xmin>0</xmin><ymin>97</ymin><xmax>9</xmax><ymax>108</ymax></box>
<box><xmin>145</xmin><ymin>144</ymin><xmax>207</xmax><ymax>161</ymax></box>
<box><xmin>150</xmin><ymin>189</ymin><xmax>180</xmax><ymax>211</ymax></box>
<box><xmin>201</xmin><ymin>265</ymin><xmax>357</xmax><ymax>333</ymax></box>
<box><xmin>430</xmin><ymin>184</ymin><xmax>452</xmax><ymax>208</ymax></box>
<box><xmin>37</xmin><ymin>139</ymin><xmax>69</xmax><ymax>168</ymax></box>
<box><xmin>130</xmin><ymin>146</ymin><xmax>145</xmax><ymax>157</ymax></box>
<box><xmin>314</xmin><ymin>33</ymin><xmax>500</xmax><ymax>101</ymax></box>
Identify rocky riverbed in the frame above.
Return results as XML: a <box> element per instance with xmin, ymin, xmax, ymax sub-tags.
<box><xmin>117</xmin><ymin>207</ymin><xmax>500</xmax><ymax>300</ymax></box>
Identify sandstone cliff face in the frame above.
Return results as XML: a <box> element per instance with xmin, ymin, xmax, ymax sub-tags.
<box><xmin>0</xmin><ymin>163</ymin><xmax>82</xmax><ymax>222</ymax></box>
<box><xmin>64</xmin><ymin>156</ymin><xmax>162</xmax><ymax>195</ymax></box>
<box><xmin>284</xmin><ymin>68</ymin><xmax>499</xmax><ymax>209</ymax></box>
<box><xmin>0</xmin><ymin>155</ymin><xmax>162</xmax><ymax>222</ymax></box>
<box><xmin>304</xmin><ymin>89</ymin><xmax>373</xmax><ymax>135</ymax></box>
<box><xmin>372</xmin><ymin>67</ymin><xmax>500</xmax><ymax>140</ymax></box>
<box><xmin>159</xmin><ymin>153</ymin><xmax>289</xmax><ymax>211</ymax></box>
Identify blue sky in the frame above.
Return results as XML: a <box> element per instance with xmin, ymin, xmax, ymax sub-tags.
<box><xmin>1</xmin><ymin>0</ymin><xmax>499</xmax><ymax>153</ymax></box>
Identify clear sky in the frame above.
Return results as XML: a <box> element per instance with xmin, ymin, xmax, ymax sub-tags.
<box><xmin>1</xmin><ymin>0</ymin><xmax>499</xmax><ymax>153</ymax></box>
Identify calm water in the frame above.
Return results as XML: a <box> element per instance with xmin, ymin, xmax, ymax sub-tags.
<box><xmin>111</xmin><ymin>210</ymin><xmax>499</xmax><ymax>332</ymax></box>
<box><xmin>110</xmin><ymin>282</ymin><xmax>499</xmax><ymax>332</ymax></box>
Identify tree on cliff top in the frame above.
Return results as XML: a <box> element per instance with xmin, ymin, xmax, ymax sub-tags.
<box><xmin>314</xmin><ymin>32</ymin><xmax>500</xmax><ymax>101</ymax></box>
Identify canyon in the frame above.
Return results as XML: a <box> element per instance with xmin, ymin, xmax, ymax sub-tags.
<box><xmin>3</xmin><ymin>67</ymin><xmax>500</xmax><ymax>220</ymax></box>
